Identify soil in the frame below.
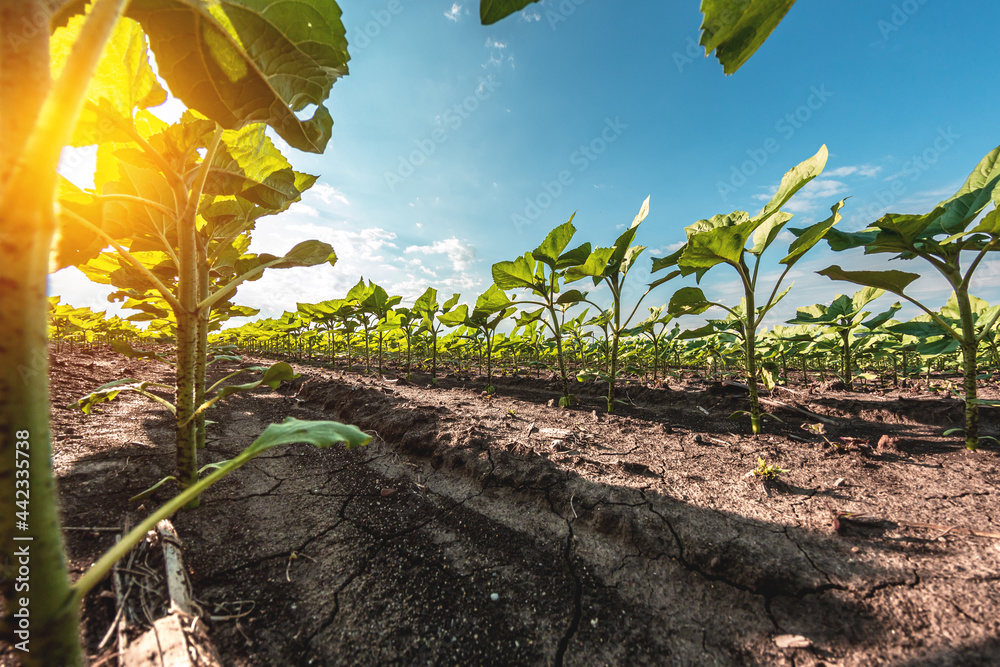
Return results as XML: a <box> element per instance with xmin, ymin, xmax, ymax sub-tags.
<box><xmin>5</xmin><ymin>346</ymin><xmax>1000</xmax><ymax>666</ymax></box>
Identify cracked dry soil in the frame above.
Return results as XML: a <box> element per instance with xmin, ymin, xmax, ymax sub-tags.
<box><xmin>17</xmin><ymin>346</ymin><xmax>1000</xmax><ymax>665</ymax></box>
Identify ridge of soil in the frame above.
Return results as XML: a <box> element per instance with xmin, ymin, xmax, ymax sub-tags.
<box><xmin>5</xmin><ymin>346</ymin><xmax>1000</xmax><ymax>666</ymax></box>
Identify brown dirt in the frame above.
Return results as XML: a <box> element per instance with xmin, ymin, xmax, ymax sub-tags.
<box><xmin>5</xmin><ymin>346</ymin><xmax>1000</xmax><ymax>666</ymax></box>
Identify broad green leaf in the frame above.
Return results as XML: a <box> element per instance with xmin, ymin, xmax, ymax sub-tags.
<box><xmin>651</xmin><ymin>246</ymin><xmax>686</xmax><ymax>273</ymax></box>
<box><xmin>915</xmin><ymin>336</ymin><xmax>959</xmax><ymax>356</ymax></box>
<box><xmin>243</xmin><ymin>418</ymin><xmax>371</xmax><ymax>458</ymax></box>
<box><xmin>472</xmin><ymin>285</ymin><xmax>514</xmax><ymax>320</ymax></box>
<box><xmin>781</xmin><ymin>199</ymin><xmax>845</xmax><ymax>266</ymax></box>
<box><xmin>679</xmin><ymin>214</ymin><xmax>756</xmax><ymax>272</ymax></box>
<box><xmin>492</xmin><ymin>254</ymin><xmax>538</xmax><ymax>290</ymax></box>
<box><xmin>268</xmin><ymin>240</ymin><xmax>337</xmax><ymax>269</ymax></box>
<box><xmin>57</xmin><ymin>0</ymin><xmax>353</xmax><ymax>153</ymax></box>
<box><xmin>51</xmin><ymin>16</ymin><xmax>167</xmax><ymax>146</ymax></box>
<box><xmin>556</xmin><ymin>289</ymin><xmax>587</xmax><ymax>306</ymax></box>
<box><xmin>862</xmin><ymin>302</ymin><xmax>902</xmax><ymax>331</ymax></box>
<box><xmin>850</xmin><ymin>286</ymin><xmax>884</xmax><ymax>314</ymax></box>
<box><xmin>532</xmin><ymin>218</ymin><xmax>576</xmax><ymax>269</ymax></box>
<box><xmin>413</xmin><ymin>287</ymin><xmax>438</xmax><ymax>315</ymax></box>
<box><xmin>111</xmin><ymin>341</ymin><xmax>170</xmax><ymax>363</ymax></box>
<box><xmin>749</xmin><ymin>211</ymin><xmax>793</xmax><ymax>256</ymax></box>
<box><xmin>556</xmin><ymin>242</ymin><xmax>592</xmax><ymax>270</ymax></box>
<box><xmin>822</xmin><ymin>227</ymin><xmax>877</xmax><ymax>253</ymax></box>
<box><xmin>668</xmin><ymin>286</ymin><xmax>712</xmax><ymax>317</ymax></box>
<box><xmin>933</xmin><ymin>145</ymin><xmax>1000</xmax><ymax>233</ymax></box>
<box><xmin>215</xmin><ymin>362</ymin><xmax>299</xmax><ymax>400</ymax></box>
<box><xmin>700</xmin><ymin>0</ymin><xmax>798</xmax><ymax>75</ymax></box>
<box><xmin>755</xmin><ymin>145</ymin><xmax>828</xmax><ymax>224</ymax></box>
<box><xmin>438</xmin><ymin>304</ymin><xmax>469</xmax><ymax>328</ymax></box>
<box><xmin>565</xmin><ymin>247</ymin><xmax>616</xmax><ymax>283</ymax></box>
<box><xmin>817</xmin><ymin>265</ymin><xmax>921</xmax><ymax>297</ymax></box>
<box><xmin>480</xmin><ymin>0</ymin><xmax>540</xmax><ymax>24</ymax></box>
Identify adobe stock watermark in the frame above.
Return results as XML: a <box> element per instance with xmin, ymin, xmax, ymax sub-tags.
<box><xmin>544</xmin><ymin>0</ymin><xmax>589</xmax><ymax>30</ymax></box>
<box><xmin>852</xmin><ymin>127</ymin><xmax>959</xmax><ymax>223</ymax></box>
<box><xmin>4</xmin><ymin>7</ymin><xmax>49</xmax><ymax>53</ymax></box>
<box><xmin>383</xmin><ymin>74</ymin><xmax>502</xmax><ymax>192</ymax></box>
<box><xmin>672</xmin><ymin>36</ymin><xmax>704</xmax><ymax>74</ymax></box>
<box><xmin>350</xmin><ymin>0</ymin><xmax>410</xmax><ymax>52</ymax></box>
<box><xmin>511</xmin><ymin>117</ymin><xmax>628</xmax><ymax>233</ymax></box>
<box><xmin>716</xmin><ymin>84</ymin><xmax>834</xmax><ymax>202</ymax></box>
<box><xmin>877</xmin><ymin>0</ymin><xmax>930</xmax><ymax>42</ymax></box>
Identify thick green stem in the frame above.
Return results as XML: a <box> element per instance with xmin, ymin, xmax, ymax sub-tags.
<box><xmin>841</xmin><ymin>329</ymin><xmax>853</xmax><ymax>390</ymax></box>
<box><xmin>547</xmin><ymin>305</ymin><xmax>571</xmax><ymax>403</ymax></box>
<box><xmin>1</xmin><ymin>0</ymin><xmax>127</xmax><ymax>663</ymax></box>
<box><xmin>194</xmin><ymin>238</ymin><xmax>209</xmax><ymax>451</ymax></box>
<box><xmin>962</xmin><ymin>342</ymin><xmax>980</xmax><ymax>451</ymax></box>
<box><xmin>607</xmin><ymin>330</ymin><xmax>619</xmax><ymax>413</ymax></box>
<box><xmin>956</xmin><ymin>289</ymin><xmax>980</xmax><ymax>451</ymax></box>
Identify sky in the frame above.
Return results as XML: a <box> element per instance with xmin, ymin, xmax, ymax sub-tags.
<box><xmin>53</xmin><ymin>0</ymin><xmax>1000</xmax><ymax>332</ymax></box>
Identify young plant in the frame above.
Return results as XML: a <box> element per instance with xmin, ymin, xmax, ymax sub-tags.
<box><xmin>656</xmin><ymin>146</ymin><xmax>843</xmax><ymax>434</ymax></box>
<box><xmin>438</xmin><ymin>285</ymin><xmax>516</xmax><ymax>392</ymax></box>
<box><xmin>624</xmin><ymin>306</ymin><xmax>677</xmax><ymax>382</ymax></box>
<box><xmin>492</xmin><ymin>216</ymin><xmax>591</xmax><ymax>406</ymax></box>
<box><xmin>413</xmin><ymin>287</ymin><xmax>462</xmax><ymax>381</ymax></box>
<box><xmin>786</xmin><ymin>287</ymin><xmax>901</xmax><ymax>389</ymax></box>
<box><xmin>566</xmin><ymin>196</ymin><xmax>667</xmax><ymax>413</ymax></box>
<box><xmin>749</xmin><ymin>457</ymin><xmax>790</xmax><ymax>481</ymax></box>
<box><xmin>0</xmin><ymin>2</ymin><xmax>350</xmax><ymax>663</ymax></box>
<box><xmin>818</xmin><ymin>145</ymin><xmax>1000</xmax><ymax>450</ymax></box>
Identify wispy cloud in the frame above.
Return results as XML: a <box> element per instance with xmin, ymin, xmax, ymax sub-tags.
<box><xmin>444</xmin><ymin>3</ymin><xmax>463</xmax><ymax>22</ymax></box>
<box><xmin>484</xmin><ymin>37</ymin><xmax>513</xmax><ymax>69</ymax></box>
<box><xmin>826</xmin><ymin>164</ymin><xmax>882</xmax><ymax>178</ymax></box>
<box><xmin>405</xmin><ymin>237</ymin><xmax>477</xmax><ymax>272</ymax></box>
<box><xmin>310</xmin><ymin>182</ymin><xmax>350</xmax><ymax>207</ymax></box>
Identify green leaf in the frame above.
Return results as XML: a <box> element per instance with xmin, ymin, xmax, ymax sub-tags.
<box><xmin>651</xmin><ymin>246</ymin><xmax>686</xmax><ymax>273</ymax></box>
<box><xmin>749</xmin><ymin>211</ymin><xmax>793</xmax><ymax>256</ymax></box>
<box><xmin>817</xmin><ymin>265</ymin><xmax>921</xmax><ymax>297</ymax></box>
<box><xmin>50</xmin><ymin>16</ymin><xmax>167</xmax><ymax>145</ymax></box>
<box><xmin>242</xmin><ymin>417</ymin><xmax>370</xmax><ymax>458</ymax></box>
<box><xmin>887</xmin><ymin>320</ymin><xmax>950</xmax><ymax>339</ymax></box>
<box><xmin>269</xmin><ymin>240</ymin><xmax>337</xmax><ymax>269</ymax></box>
<box><xmin>565</xmin><ymin>247</ymin><xmax>616</xmax><ymax>283</ymax></box>
<box><xmin>781</xmin><ymin>199</ymin><xmax>845</xmax><ymax>266</ymax></box>
<box><xmin>933</xmin><ymin>145</ymin><xmax>1000</xmax><ymax>233</ymax></box>
<box><xmin>532</xmin><ymin>217</ymin><xmax>576</xmax><ymax>269</ymax></box>
<box><xmin>492</xmin><ymin>254</ymin><xmax>538</xmax><ymax>291</ymax></box>
<box><xmin>700</xmin><ymin>0</ymin><xmax>798</xmax><ymax>75</ymax></box>
<box><xmin>214</xmin><ymin>362</ymin><xmax>299</xmax><ymax>402</ymax></box>
<box><xmin>668</xmin><ymin>287</ymin><xmax>712</xmax><ymax>317</ymax></box>
<box><xmin>111</xmin><ymin>341</ymin><xmax>170</xmax><ymax>363</ymax></box>
<box><xmin>480</xmin><ymin>0</ymin><xmax>541</xmax><ymax>25</ymax></box>
<box><xmin>104</xmin><ymin>0</ymin><xmax>351</xmax><ymax>153</ymax></box>
<box><xmin>556</xmin><ymin>289</ymin><xmax>587</xmax><ymax>305</ymax></box>
<box><xmin>556</xmin><ymin>242</ymin><xmax>593</xmax><ymax>270</ymax></box>
<box><xmin>756</xmin><ymin>145</ymin><xmax>828</xmax><ymax>224</ymax></box>
<box><xmin>862</xmin><ymin>302</ymin><xmax>902</xmax><ymax>330</ymax></box>
<box><xmin>679</xmin><ymin>212</ymin><xmax>755</xmax><ymax>272</ymax></box>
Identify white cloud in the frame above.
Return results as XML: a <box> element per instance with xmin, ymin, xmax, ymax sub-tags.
<box><xmin>826</xmin><ymin>164</ymin><xmax>882</xmax><ymax>178</ymax></box>
<box><xmin>405</xmin><ymin>237</ymin><xmax>477</xmax><ymax>272</ymax></box>
<box><xmin>310</xmin><ymin>183</ymin><xmax>350</xmax><ymax>207</ymax></box>
<box><xmin>444</xmin><ymin>3</ymin><xmax>462</xmax><ymax>21</ymax></box>
<box><xmin>288</xmin><ymin>202</ymin><xmax>319</xmax><ymax>217</ymax></box>
<box><xmin>521</xmin><ymin>9</ymin><xmax>542</xmax><ymax>22</ymax></box>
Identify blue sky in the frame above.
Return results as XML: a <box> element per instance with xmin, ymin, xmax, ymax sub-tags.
<box><xmin>54</xmin><ymin>0</ymin><xmax>1000</xmax><ymax>330</ymax></box>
